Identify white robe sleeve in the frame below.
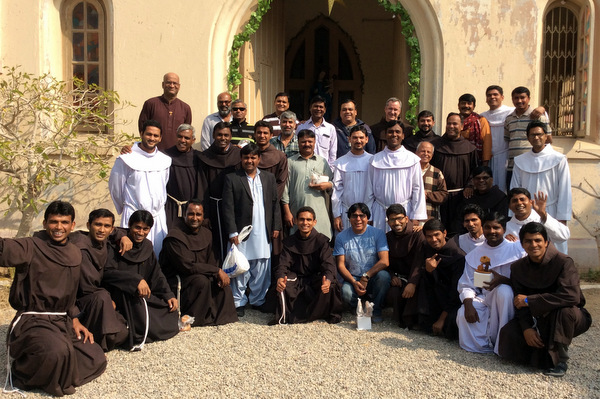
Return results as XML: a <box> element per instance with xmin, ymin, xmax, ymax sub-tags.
<box><xmin>458</xmin><ymin>261</ymin><xmax>477</xmax><ymax>303</ymax></box>
<box><xmin>555</xmin><ymin>158</ymin><xmax>572</xmax><ymax>221</ymax></box>
<box><xmin>544</xmin><ymin>213</ymin><xmax>571</xmax><ymax>242</ymax></box>
<box><xmin>510</xmin><ymin>163</ymin><xmax>522</xmax><ymax>190</ymax></box>
<box><xmin>108</xmin><ymin>158</ymin><xmax>128</xmax><ymax>215</ymax></box>
<box><xmin>331</xmin><ymin>166</ymin><xmax>344</xmax><ymax>218</ymax></box>
<box><xmin>365</xmin><ymin>164</ymin><xmax>375</xmax><ymax>218</ymax></box>
<box><xmin>410</xmin><ymin>163</ymin><xmax>428</xmax><ymax>220</ymax></box>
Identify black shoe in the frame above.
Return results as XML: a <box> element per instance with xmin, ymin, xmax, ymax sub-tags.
<box><xmin>543</xmin><ymin>362</ymin><xmax>568</xmax><ymax>377</ymax></box>
<box><xmin>236</xmin><ymin>306</ymin><xmax>245</xmax><ymax>317</ymax></box>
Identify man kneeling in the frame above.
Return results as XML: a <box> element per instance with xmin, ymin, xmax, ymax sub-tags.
<box><xmin>498</xmin><ymin>222</ymin><xmax>591</xmax><ymax>377</ymax></box>
<box><xmin>274</xmin><ymin>207</ymin><xmax>343</xmax><ymax>324</ymax></box>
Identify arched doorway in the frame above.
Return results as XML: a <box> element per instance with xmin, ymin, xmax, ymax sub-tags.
<box><xmin>285</xmin><ymin>15</ymin><xmax>364</xmax><ymax>122</ymax></box>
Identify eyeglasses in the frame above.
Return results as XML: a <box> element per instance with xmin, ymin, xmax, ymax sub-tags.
<box><xmin>349</xmin><ymin>214</ymin><xmax>367</xmax><ymax>219</ymax></box>
<box><xmin>232</xmin><ymin>107</ymin><xmax>246</xmax><ymax>111</ymax></box>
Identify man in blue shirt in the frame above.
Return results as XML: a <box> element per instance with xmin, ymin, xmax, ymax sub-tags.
<box><xmin>334</xmin><ymin>203</ymin><xmax>390</xmax><ymax>322</ymax></box>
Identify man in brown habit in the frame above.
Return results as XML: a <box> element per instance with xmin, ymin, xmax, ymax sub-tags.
<box><xmin>2</xmin><ymin>201</ymin><xmax>106</xmax><ymax>396</ymax></box>
<box><xmin>160</xmin><ymin>199</ymin><xmax>238</xmax><ymax>326</ymax></box>
<box><xmin>498</xmin><ymin>222</ymin><xmax>591</xmax><ymax>377</ymax></box>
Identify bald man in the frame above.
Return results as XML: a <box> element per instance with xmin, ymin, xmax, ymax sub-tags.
<box><xmin>199</xmin><ymin>92</ymin><xmax>233</xmax><ymax>151</ymax></box>
<box><xmin>138</xmin><ymin>72</ymin><xmax>192</xmax><ymax>151</ymax></box>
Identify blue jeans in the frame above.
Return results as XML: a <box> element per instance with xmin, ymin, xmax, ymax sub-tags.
<box><xmin>342</xmin><ymin>270</ymin><xmax>391</xmax><ymax>317</ymax></box>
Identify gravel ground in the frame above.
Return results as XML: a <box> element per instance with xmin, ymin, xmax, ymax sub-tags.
<box><xmin>0</xmin><ymin>288</ymin><xmax>598</xmax><ymax>399</ymax></box>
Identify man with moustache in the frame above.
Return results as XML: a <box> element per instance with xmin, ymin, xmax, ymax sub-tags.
<box><xmin>160</xmin><ymin>200</ymin><xmax>238</xmax><ymax>326</ymax></box>
<box><xmin>263</xmin><ymin>92</ymin><xmax>291</xmax><ymax>134</ymax></box>
<box><xmin>297</xmin><ymin>95</ymin><xmax>338</xmax><ymax>166</ymax></box>
<box><xmin>229</xmin><ymin>99</ymin><xmax>255</xmax><ymax>145</ymax></box>
<box><xmin>222</xmin><ymin>143</ymin><xmax>281</xmax><ymax>316</ymax></box>
<box><xmin>403</xmin><ymin>110</ymin><xmax>438</xmax><ymax>154</ymax></box>
<box><xmin>332</xmin><ymin>99</ymin><xmax>376</xmax><ymax>158</ymax></box>
<box><xmin>197</xmin><ymin>122</ymin><xmax>241</xmax><ymax>261</ymax></box>
<box><xmin>282</xmin><ymin>129</ymin><xmax>334</xmax><ymax>240</ymax></box>
<box><xmin>451</xmin><ymin>204</ymin><xmax>485</xmax><ymax>254</ymax></box>
<box><xmin>109</xmin><ymin>119</ymin><xmax>171</xmax><ymax>256</ymax></box>
<box><xmin>200</xmin><ymin>92</ymin><xmax>233</xmax><ymax>150</ymax></box>
<box><xmin>457</xmin><ymin>93</ymin><xmax>492</xmax><ymax>166</ymax></box>
<box><xmin>431</xmin><ymin>113</ymin><xmax>478</xmax><ymax>236</ymax></box>
<box><xmin>138</xmin><ymin>72</ymin><xmax>192</xmax><ymax>151</ymax></box>
<box><xmin>366</xmin><ymin>120</ymin><xmax>427</xmax><ymax>231</ymax></box>
<box><xmin>332</xmin><ymin>126</ymin><xmax>373</xmax><ymax>232</ymax></box>
<box><xmin>270</xmin><ymin>110</ymin><xmax>300</xmax><ymax>158</ymax></box>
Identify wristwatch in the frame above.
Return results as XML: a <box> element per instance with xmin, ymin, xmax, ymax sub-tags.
<box><xmin>361</xmin><ymin>273</ymin><xmax>370</xmax><ymax>280</ymax></box>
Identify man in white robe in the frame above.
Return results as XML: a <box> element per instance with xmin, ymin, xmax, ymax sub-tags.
<box><xmin>510</xmin><ymin>121</ymin><xmax>572</xmax><ymax>222</ymax></box>
<box><xmin>366</xmin><ymin>120</ymin><xmax>427</xmax><ymax>231</ymax></box>
<box><xmin>109</xmin><ymin>120</ymin><xmax>171</xmax><ymax>256</ymax></box>
<box><xmin>456</xmin><ymin>212</ymin><xmax>526</xmax><ymax>354</ymax></box>
<box><xmin>480</xmin><ymin>86</ymin><xmax>514</xmax><ymax>192</ymax></box>
<box><xmin>332</xmin><ymin>126</ymin><xmax>373</xmax><ymax>232</ymax></box>
<box><xmin>505</xmin><ymin>188</ymin><xmax>570</xmax><ymax>254</ymax></box>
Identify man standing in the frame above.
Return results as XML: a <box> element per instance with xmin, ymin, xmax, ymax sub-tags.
<box><xmin>282</xmin><ymin>129</ymin><xmax>334</xmax><ymax>239</ymax></box>
<box><xmin>229</xmin><ymin>99</ymin><xmax>255</xmax><ymax>145</ymax></box>
<box><xmin>403</xmin><ymin>110</ymin><xmax>438</xmax><ymax>154</ymax></box>
<box><xmin>456</xmin><ymin>212</ymin><xmax>526</xmax><ymax>354</ymax></box>
<box><xmin>417</xmin><ymin>141</ymin><xmax>448</xmax><ymax>220</ymax></box>
<box><xmin>222</xmin><ymin>143</ymin><xmax>281</xmax><ymax>316</ymax></box>
<box><xmin>385</xmin><ymin>204</ymin><xmax>426</xmax><ymax>328</ymax></box>
<box><xmin>418</xmin><ymin>219</ymin><xmax>465</xmax><ymax>338</ymax></box>
<box><xmin>199</xmin><ymin>92</ymin><xmax>232</xmax><ymax>150</ymax></box>
<box><xmin>109</xmin><ymin>119</ymin><xmax>171</xmax><ymax>256</ymax></box>
<box><xmin>504</xmin><ymin>86</ymin><xmax>552</xmax><ymax>187</ymax></box>
<box><xmin>270</xmin><ymin>110</ymin><xmax>299</xmax><ymax>158</ymax></box>
<box><xmin>505</xmin><ymin>188</ymin><xmax>570</xmax><ymax>254</ymax></box>
<box><xmin>2</xmin><ymin>201</ymin><xmax>106</xmax><ymax>396</ymax></box>
<box><xmin>296</xmin><ymin>95</ymin><xmax>338</xmax><ymax>165</ymax></box>
<box><xmin>332</xmin><ymin>126</ymin><xmax>373</xmax><ymax>232</ymax></box>
<box><xmin>366</xmin><ymin>120</ymin><xmax>427</xmax><ymax>231</ymax></box>
<box><xmin>431</xmin><ymin>113</ymin><xmax>478</xmax><ymax>236</ymax></box>
<box><xmin>163</xmin><ymin>124</ymin><xmax>206</xmax><ymax>228</ymax></box>
<box><xmin>511</xmin><ymin>121</ymin><xmax>571</xmax><ymax>223</ymax></box>
<box><xmin>197</xmin><ymin>122</ymin><xmax>241</xmax><ymax>261</ymax></box>
<box><xmin>451</xmin><ymin>203</ymin><xmax>485</xmax><ymax>254</ymax></box>
<box><xmin>263</xmin><ymin>92</ymin><xmax>291</xmax><ymax>134</ymax></box>
<box><xmin>334</xmin><ymin>203</ymin><xmax>390</xmax><ymax>323</ymax></box>
<box><xmin>274</xmin><ymin>207</ymin><xmax>343</xmax><ymax>324</ymax></box>
<box><xmin>254</xmin><ymin>120</ymin><xmax>288</xmax><ymax>199</ymax></box>
<box><xmin>458</xmin><ymin>93</ymin><xmax>492</xmax><ymax>166</ymax></box>
<box><xmin>73</xmin><ymin>209</ymin><xmax>129</xmax><ymax>352</ymax></box>
<box><xmin>160</xmin><ymin>200</ymin><xmax>238</xmax><ymax>326</ymax></box>
<box><xmin>332</xmin><ymin>99</ymin><xmax>376</xmax><ymax>157</ymax></box>
<box><xmin>138</xmin><ymin>72</ymin><xmax>192</xmax><ymax>151</ymax></box>
<box><xmin>498</xmin><ymin>222</ymin><xmax>591</xmax><ymax>377</ymax></box>
<box><xmin>370</xmin><ymin>97</ymin><xmax>414</xmax><ymax>152</ymax></box>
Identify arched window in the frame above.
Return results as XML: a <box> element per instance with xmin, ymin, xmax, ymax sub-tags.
<box><xmin>542</xmin><ymin>2</ymin><xmax>591</xmax><ymax>137</ymax></box>
<box><xmin>62</xmin><ymin>0</ymin><xmax>106</xmax><ymax>88</ymax></box>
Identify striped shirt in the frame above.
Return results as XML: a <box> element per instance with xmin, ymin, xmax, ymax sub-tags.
<box><xmin>504</xmin><ymin>107</ymin><xmax>552</xmax><ymax>170</ymax></box>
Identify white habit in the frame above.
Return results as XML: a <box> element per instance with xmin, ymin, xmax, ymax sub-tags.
<box><xmin>456</xmin><ymin>240</ymin><xmax>526</xmax><ymax>354</ymax></box>
<box><xmin>455</xmin><ymin>232</ymin><xmax>485</xmax><ymax>254</ymax></box>
<box><xmin>510</xmin><ymin>144</ymin><xmax>572</xmax><ymax>221</ymax></box>
<box><xmin>332</xmin><ymin>151</ymin><xmax>373</xmax><ymax>230</ymax></box>
<box><xmin>481</xmin><ymin>105</ymin><xmax>513</xmax><ymax>192</ymax></box>
<box><xmin>505</xmin><ymin>209</ymin><xmax>570</xmax><ymax>254</ymax></box>
<box><xmin>366</xmin><ymin>146</ymin><xmax>427</xmax><ymax>231</ymax></box>
<box><xmin>108</xmin><ymin>142</ymin><xmax>171</xmax><ymax>256</ymax></box>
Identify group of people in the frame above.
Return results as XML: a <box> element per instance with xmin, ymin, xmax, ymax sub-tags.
<box><xmin>1</xmin><ymin>73</ymin><xmax>591</xmax><ymax>396</ymax></box>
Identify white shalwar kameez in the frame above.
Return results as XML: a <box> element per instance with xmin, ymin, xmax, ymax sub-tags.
<box><xmin>481</xmin><ymin>105</ymin><xmax>513</xmax><ymax>192</ymax></box>
<box><xmin>457</xmin><ymin>240</ymin><xmax>526</xmax><ymax>354</ymax></box>
<box><xmin>457</xmin><ymin>232</ymin><xmax>485</xmax><ymax>254</ymax></box>
<box><xmin>332</xmin><ymin>152</ymin><xmax>373</xmax><ymax>230</ymax></box>
<box><xmin>510</xmin><ymin>145</ymin><xmax>572</xmax><ymax>221</ymax></box>
<box><xmin>231</xmin><ymin>171</ymin><xmax>271</xmax><ymax>308</ymax></box>
<box><xmin>366</xmin><ymin>146</ymin><xmax>427</xmax><ymax>231</ymax></box>
<box><xmin>505</xmin><ymin>209</ymin><xmax>570</xmax><ymax>254</ymax></box>
<box><xmin>109</xmin><ymin>143</ymin><xmax>171</xmax><ymax>256</ymax></box>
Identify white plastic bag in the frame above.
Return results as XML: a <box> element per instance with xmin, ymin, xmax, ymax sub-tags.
<box><xmin>222</xmin><ymin>225</ymin><xmax>252</xmax><ymax>278</ymax></box>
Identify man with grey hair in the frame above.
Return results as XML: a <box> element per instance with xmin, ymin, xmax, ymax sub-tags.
<box><xmin>164</xmin><ymin>124</ymin><xmax>206</xmax><ymax>227</ymax></box>
<box><xmin>230</xmin><ymin>99</ymin><xmax>255</xmax><ymax>145</ymax></box>
<box><xmin>199</xmin><ymin>92</ymin><xmax>232</xmax><ymax>150</ymax></box>
<box><xmin>138</xmin><ymin>72</ymin><xmax>192</xmax><ymax>151</ymax></box>
<box><xmin>270</xmin><ymin>110</ymin><xmax>299</xmax><ymax>158</ymax></box>
<box><xmin>370</xmin><ymin>97</ymin><xmax>414</xmax><ymax>152</ymax></box>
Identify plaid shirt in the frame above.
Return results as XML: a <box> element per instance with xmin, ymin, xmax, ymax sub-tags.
<box><xmin>270</xmin><ymin>134</ymin><xmax>299</xmax><ymax>158</ymax></box>
<box><xmin>422</xmin><ymin>164</ymin><xmax>448</xmax><ymax>219</ymax></box>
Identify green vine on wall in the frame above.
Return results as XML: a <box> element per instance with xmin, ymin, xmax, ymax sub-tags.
<box><xmin>226</xmin><ymin>0</ymin><xmax>421</xmax><ymax>125</ymax></box>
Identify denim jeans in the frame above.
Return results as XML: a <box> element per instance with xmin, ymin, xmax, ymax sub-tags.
<box><xmin>341</xmin><ymin>270</ymin><xmax>391</xmax><ymax>316</ymax></box>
